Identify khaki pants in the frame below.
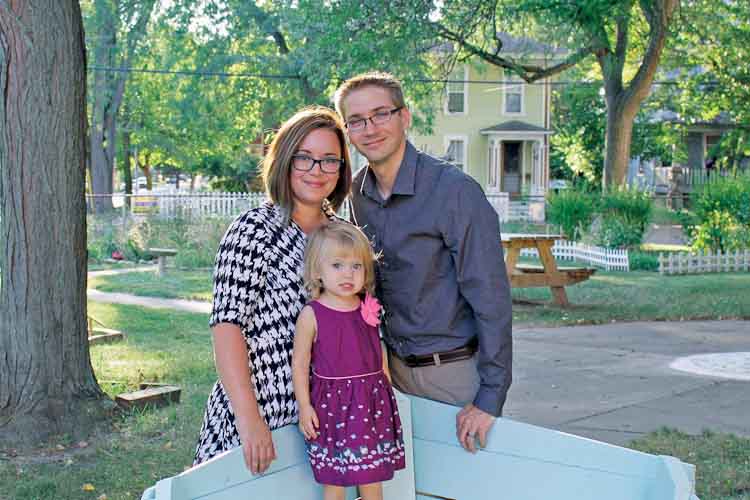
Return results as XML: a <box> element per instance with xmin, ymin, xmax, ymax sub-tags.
<box><xmin>388</xmin><ymin>350</ymin><xmax>480</xmax><ymax>407</ymax></box>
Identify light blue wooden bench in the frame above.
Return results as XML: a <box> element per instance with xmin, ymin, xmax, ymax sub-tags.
<box><xmin>141</xmin><ymin>392</ymin><xmax>699</xmax><ymax>499</ymax></box>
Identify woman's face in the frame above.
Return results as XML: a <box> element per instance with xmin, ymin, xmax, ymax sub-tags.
<box><xmin>290</xmin><ymin>128</ymin><xmax>342</xmax><ymax>210</ymax></box>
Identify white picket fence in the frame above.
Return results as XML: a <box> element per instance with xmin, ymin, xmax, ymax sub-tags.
<box><xmin>659</xmin><ymin>249</ymin><xmax>750</xmax><ymax>275</ymax></box>
<box><xmin>113</xmin><ymin>190</ymin><xmax>540</xmax><ymax>223</ymax></box>
<box><xmin>121</xmin><ymin>191</ymin><xmax>353</xmax><ymax>220</ymax></box>
<box><xmin>520</xmin><ymin>240</ymin><xmax>630</xmax><ymax>271</ymax></box>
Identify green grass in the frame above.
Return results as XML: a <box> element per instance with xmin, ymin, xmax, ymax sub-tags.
<box><xmin>89</xmin><ymin>269</ymin><xmax>213</xmax><ymax>302</ymax></box>
<box><xmin>629</xmin><ymin>428</ymin><xmax>750</xmax><ymax>500</ymax></box>
<box><xmin>0</xmin><ymin>302</ymin><xmax>214</xmax><ymax>500</ymax></box>
<box><xmin>87</xmin><ymin>267</ymin><xmax>750</xmax><ymax>327</ymax></box>
<box><xmin>511</xmin><ymin>270</ymin><xmax>750</xmax><ymax>326</ymax></box>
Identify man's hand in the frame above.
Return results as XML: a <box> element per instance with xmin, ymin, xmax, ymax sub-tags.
<box><xmin>298</xmin><ymin>404</ymin><xmax>320</xmax><ymax>440</ymax></box>
<box><xmin>240</xmin><ymin>419</ymin><xmax>276</xmax><ymax>475</ymax></box>
<box><xmin>456</xmin><ymin>403</ymin><xmax>495</xmax><ymax>453</ymax></box>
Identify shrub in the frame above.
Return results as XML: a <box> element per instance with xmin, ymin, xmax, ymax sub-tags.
<box><xmin>628</xmin><ymin>251</ymin><xmax>660</xmax><ymax>272</ymax></box>
<box><xmin>599</xmin><ymin>188</ymin><xmax>653</xmax><ymax>233</ymax></box>
<box><xmin>546</xmin><ymin>189</ymin><xmax>597</xmax><ymax>241</ymax></box>
<box><xmin>593</xmin><ymin>215</ymin><xmax>644</xmax><ymax>249</ymax></box>
<box><xmin>693</xmin><ymin>172</ymin><xmax>750</xmax><ymax>226</ymax></box>
<box><xmin>690</xmin><ymin>173</ymin><xmax>750</xmax><ymax>252</ymax></box>
<box><xmin>692</xmin><ymin>210</ymin><xmax>750</xmax><ymax>253</ymax></box>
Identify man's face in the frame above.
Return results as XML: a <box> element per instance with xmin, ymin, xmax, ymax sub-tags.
<box><xmin>341</xmin><ymin>85</ymin><xmax>411</xmax><ymax>167</ymax></box>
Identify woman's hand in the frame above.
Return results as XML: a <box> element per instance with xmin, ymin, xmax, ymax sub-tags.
<box><xmin>240</xmin><ymin>418</ymin><xmax>276</xmax><ymax>475</ymax></box>
<box><xmin>298</xmin><ymin>404</ymin><xmax>320</xmax><ymax>440</ymax></box>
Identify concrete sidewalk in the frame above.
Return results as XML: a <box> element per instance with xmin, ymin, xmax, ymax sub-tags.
<box><xmin>506</xmin><ymin>320</ymin><xmax>750</xmax><ymax>445</ymax></box>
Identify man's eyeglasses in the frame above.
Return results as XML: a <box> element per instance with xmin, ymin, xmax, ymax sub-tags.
<box><xmin>345</xmin><ymin>107</ymin><xmax>404</xmax><ymax>132</ymax></box>
<box><xmin>291</xmin><ymin>155</ymin><xmax>343</xmax><ymax>174</ymax></box>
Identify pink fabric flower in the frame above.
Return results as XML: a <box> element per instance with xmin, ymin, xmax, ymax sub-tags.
<box><xmin>361</xmin><ymin>293</ymin><xmax>382</xmax><ymax>327</ymax></box>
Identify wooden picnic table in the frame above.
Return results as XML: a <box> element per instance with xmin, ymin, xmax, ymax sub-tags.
<box><xmin>502</xmin><ymin>233</ymin><xmax>595</xmax><ymax>307</ymax></box>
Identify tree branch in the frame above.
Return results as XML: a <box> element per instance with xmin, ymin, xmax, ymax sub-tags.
<box><xmin>435</xmin><ymin>22</ymin><xmax>599</xmax><ymax>82</ymax></box>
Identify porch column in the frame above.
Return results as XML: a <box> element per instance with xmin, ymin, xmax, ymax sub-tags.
<box><xmin>531</xmin><ymin>139</ymin><xmax>543</xmax><ymax>195</ymax></box>
<box><xmin>487</xmin><ymin>138</ymin><xmax>501</xmax><ymax>193</ymax></box>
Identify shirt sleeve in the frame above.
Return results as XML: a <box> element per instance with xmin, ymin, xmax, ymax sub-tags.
<box><xmin>209</xmin><ymin>211</ymin><xmax>268</xmax><ymax>329</ymax></box>
<box><xmin>441</xmin><ymin>177</ymin><xmax>513</xmax><ymax>417</ymax></box>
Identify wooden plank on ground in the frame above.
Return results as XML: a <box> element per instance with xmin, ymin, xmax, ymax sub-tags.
<box><xmin>88</xmin><ymin>328</ymin><xmax>124</xmax><ymax>345</ymax></box>
<box><xmin>116</xmin><ymin>385</ymin><xmax>181</xmax><ymax>410</ymax></box>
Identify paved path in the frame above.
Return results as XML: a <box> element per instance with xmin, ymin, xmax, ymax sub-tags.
<box><xmin>507</xmin><ymin>320</ymin><xmax>750</xmax><ymax>445</ymax></box>
<box><xmin>87</xmin><ymin>269</ymin><xmax>749</xmax><ymax>445</ymax></box>
<box><xmin>88</xmin><ymin>267</ymin><xmax>211</xmax><ymax>314</ymax></box>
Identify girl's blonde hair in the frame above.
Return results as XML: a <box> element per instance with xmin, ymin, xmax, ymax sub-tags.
<box><xmin>304</xmin><ymin>222</ymin><xmax>376</xmax><ymax>300</ymax></box>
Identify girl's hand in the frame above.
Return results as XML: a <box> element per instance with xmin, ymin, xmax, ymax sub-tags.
<box><xmin>240</xmin><ymin>418</ymin><xmax>276</xmax><ymax>475</ymax></box>
<box><xmin>298</xmin><ymin>404</ymin><xmax>320</xmax><ymax>440</ymax></box>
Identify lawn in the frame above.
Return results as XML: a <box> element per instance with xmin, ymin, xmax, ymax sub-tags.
<box><xmin>87</xmin><ymin>267</ymin><xmax>750</xmax><ymax>327</ymax></box>
<box><xmin>1</xmin><ymin>301</ymin><xmax>747</xmax><ymax>499</ymax></box>
<box><xmin>89</xmin><ymin>268</ymin><xmax>213</xmax><ymax>302</ymax></box>
<box><xmin>0</xmin><ymin>302</ymin><xmax>215</xmax><ymax>500</ymax></box>
<box><xmin>631</xmin><ymin>429</ymin><xmax>750</xmax><ymax>500</ymax></box>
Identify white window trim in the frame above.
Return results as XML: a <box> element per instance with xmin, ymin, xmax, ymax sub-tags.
<box><xmin>502</xmin><ymin>73</ymin><xmax>525</xmax><ymax>116</ymax></box>
<box><xmin>444</xmin><ymin>134</ymin><xmax>469</xmax><ymax>171</ymax></box>
<box><xmin>445</xmin><ymin>66</ymin><xmax>469</xmax><ymax>116</ymax></box>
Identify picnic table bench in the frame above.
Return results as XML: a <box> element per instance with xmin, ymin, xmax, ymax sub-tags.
<box><xmin>148</xmin><ymin>248</ymin><xmax>177</xmax><ymax>276</ymax></box>
<box><xmin>502</xmin><ymin>233</ymin><xmax>596</xmax><ymax>307</ymax></box>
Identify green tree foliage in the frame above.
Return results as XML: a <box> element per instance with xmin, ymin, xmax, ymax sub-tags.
<box><xmin>551</xmin><ymin>66</ymin><xmax>674</xmax><ymax>184</ymax></box>
<box><xmin>354</xmin><ymin>0</ymin><xmax>679</xmax><ymax>187</ymax></box>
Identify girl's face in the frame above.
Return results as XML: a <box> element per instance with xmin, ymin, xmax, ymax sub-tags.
<box><xmin>317</xmin><ymin>246</ymin><xmax>365</xmax><ymax>300</ymax></box>
<box><xmin>289</xmin><ymin>128</ymin><xmax>341</xmax><ymax>210</ymax></box>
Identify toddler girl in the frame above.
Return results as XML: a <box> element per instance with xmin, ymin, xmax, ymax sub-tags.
<box><xmin>292</xmin><ymin>222</ymin><xmax>405</xmax><ymax>500</ymax></box>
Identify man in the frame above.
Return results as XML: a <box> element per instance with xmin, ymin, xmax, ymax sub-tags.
<box><xmin>334</xmin><ymin>72</ymin><xmax>512</xmax><ymax>452</ymax></box>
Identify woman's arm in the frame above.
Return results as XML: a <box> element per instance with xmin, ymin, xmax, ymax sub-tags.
<box><xmin>212</xmin><ymin>322</ymin><xmax>275</xmax><ymax>474</ymax></box>
<box><xmin>292</xmin><ymin>307</ymin><xmax>318</xmax><ymax>439</ymax></box>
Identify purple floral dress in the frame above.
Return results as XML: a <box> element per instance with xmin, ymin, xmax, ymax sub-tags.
<box><xmin>305</xmin><ymin>300</ymin><xmax>406</xmax><ymax>487</ymax></box>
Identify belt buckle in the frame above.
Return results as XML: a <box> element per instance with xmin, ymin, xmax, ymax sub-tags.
<box><xmin>432</xmin><ymin>353</ymin><xmax>442</xmax><ymax>367</ymax></box>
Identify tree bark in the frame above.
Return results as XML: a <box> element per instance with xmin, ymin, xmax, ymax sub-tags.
<box><xmin>0</xmin><ymin>1</ymin><xmax>111</xmax><ymax>446</ymax></box>
<box><xmin>598</xmin><ymin>0</ymin><xmax>679</xmax><ymax>187</ymax></box>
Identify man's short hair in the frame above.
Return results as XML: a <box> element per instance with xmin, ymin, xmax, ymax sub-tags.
<box><xmin>333</xmin><ymin>71</ymin><xmax>406</xmax><ymax>118</ymax></box>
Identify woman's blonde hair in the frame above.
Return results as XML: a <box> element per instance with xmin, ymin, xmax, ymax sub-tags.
<box><xmin>304</xmin><ymin>222</ymin><xmax>376</xmax><ymax>300</ymax></box>
<box><xmin>262</xmin><ymin>106</ymin><xmax>352</xmax><ymax>220</ymax></box>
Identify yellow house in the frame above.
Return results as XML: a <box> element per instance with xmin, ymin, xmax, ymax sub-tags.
<box><xmin>410</xmin><ymin>60</ymin><xmax>554</xmax><ymax>202</ymax></box>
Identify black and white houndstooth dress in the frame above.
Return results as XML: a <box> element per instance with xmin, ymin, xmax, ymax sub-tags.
<box><xmin>194</xmin><ymin>202</ymin><xmax>322</xmax><ymax>464</ymax></box>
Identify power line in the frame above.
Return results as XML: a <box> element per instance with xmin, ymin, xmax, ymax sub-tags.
<box><xmin>89</xmin><ymin>66</ymin><xmax>709</xmax><ymax>86</ymax></box>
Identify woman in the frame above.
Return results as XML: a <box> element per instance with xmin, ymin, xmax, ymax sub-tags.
<box><xmin>194</xmin><ymin>106</ymin><xmax>352</xmax><ymax>474</ymax></box>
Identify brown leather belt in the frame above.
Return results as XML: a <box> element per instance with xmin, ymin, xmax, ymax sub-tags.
<box><xmin>401</xmin><ymin>339</ymin><xmax>478</xmax><ymax>368</ymax></box>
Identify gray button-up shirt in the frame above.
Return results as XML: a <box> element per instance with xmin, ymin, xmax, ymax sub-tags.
<box><xmin>351</xmin><ymin>141</ymin><xmax>512</xmax><ymax>416</ymax></box>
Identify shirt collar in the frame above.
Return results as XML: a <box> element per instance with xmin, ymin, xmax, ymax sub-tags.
<box><xmin>360</xmin><ymin>141</ymin><xmax>418</xmax><ymax>201</ymax></box>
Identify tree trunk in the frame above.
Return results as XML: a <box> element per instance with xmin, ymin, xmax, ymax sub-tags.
<box><xmin>122</xmin><ymin>129</ymin><xmax>133</xmax><ymax>208</ymax></box>
<box><xmin>602</xmin><ymin>97</ymin><xmax>638</xmax><ymax>188</ymax></box>
<box><xmin>0</xmin><ymin>1</ymin><xmax>111</xmax><ymax>446</ymax></box>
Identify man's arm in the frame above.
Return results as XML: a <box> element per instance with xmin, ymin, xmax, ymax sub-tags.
<box><xmin>443</xmin><ymin>178</ymin><xmax>513</xmax><ymax>416</ymax></box>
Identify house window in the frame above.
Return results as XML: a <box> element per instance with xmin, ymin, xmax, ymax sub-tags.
<box><xmin>446</xmin><ymin>66</ymin><xmax>468</xmax><ymax>115</ymax></box>
<box><xmin>503</xmin><ymin>74</ymin><xmax>524</xmax><ymax>115</ymax></box>
<box><xmin>444</xmin><ymin>136</ymin><xmax>467</xmax><ymax>171</ymax></box>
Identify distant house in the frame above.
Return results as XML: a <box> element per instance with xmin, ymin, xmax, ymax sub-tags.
<box><xmin>347</xmin><ymin>34</ymin><xmax>564</xmax><ymax>220</ymax></box>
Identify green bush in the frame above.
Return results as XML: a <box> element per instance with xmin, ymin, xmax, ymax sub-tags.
<box><xmin>587</xmin><ymin>188</ymin><xmax>653</xmax><ymax>249</ymax></box>
<box><xmin>593</xmin><ymin>215</ymin><xmax>644</xmax><ymax>249</ymax></box>
<box><xmin>690</xmin><ymin>173</ymin><xmax>750</xmax><ymax>252</ymax></box>
<box><xmin>693</xmin><ymin>173</ymin><xmax>750</xmax><ymax>226</ymax></box>
<box><xmin>692</xmin><ymin>210</ymin><xmax>750</xmax><ymax>253</ymax></box>
<box><xmin>599</xmin><ymin>188</ymin><xmax>653</xmax><ymax>233</ymax></box>
<box><xmin>628</xmin><ymin>251</ymin><xmax>660</xmax><ymax>272</ymax></box>
<box><xmin>87</xmin><ymin>215</ymin><xmax>232</xmax><ymax>267</ymax></box>
<box><xmin>546</xmin><ymin>189</ymin><xmax>597</xmax><ymax>241</ymax></box>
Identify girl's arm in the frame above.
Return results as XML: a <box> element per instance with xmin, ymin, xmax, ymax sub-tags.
<box><xmin>212</xmin><ymin>323</ymin><xmax>275</xmax><ymax>474</ymax></box>
<box><xmin>381</xmin><ymin>339</ymin><xmax>392</xmax><ymax>382</ymax></box>
<box><xmin>292</xmin><ymin>306</ymin><xmax>319</xmax><ymax>439</ymax></box>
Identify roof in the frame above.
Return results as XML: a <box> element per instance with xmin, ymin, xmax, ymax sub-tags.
<box><xmin>480</xmin><ymin>120</ymin><xmax>554</xmax><ymax>134</ymax></box>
